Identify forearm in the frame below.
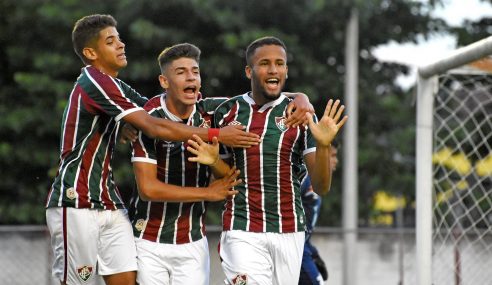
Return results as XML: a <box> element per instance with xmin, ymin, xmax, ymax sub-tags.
<box><xmin>146</xmin><ymin>116</ymin><xmax>209</xmax><ymax>141</ymax></box>
<box><xmin>136</xmin><ymin>178</ymin><xmax>209</xmax><ymax>202</ymax></box>
<box><xmin>210</xmin><ymin>158</ymin><xmax>231</xmax><ymax>178</ymax></box>
<box><xmin>133</xmin><ymin>161</ymin><xmax>210</xmax><ymax>202</ymax></box>
<box><xmin>310</xmin><ymin>145</ymin><xmax>332</xmax><ymax>195</ymax></box>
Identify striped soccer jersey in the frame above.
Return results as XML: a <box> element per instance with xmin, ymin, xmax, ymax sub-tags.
<box><xmin>131</xmin><ymin>94</ymin><xmax>227</xmax><ymax>244</ymax></box>
<box><xmin>46</xmin><ymin>66</ymin><xmax>147</xmax><ymax>210</ymax></box>
<box><xmin>214</xmin><ymin>93</ymin><xmax>317</xmax><ymax>233</ymax></box>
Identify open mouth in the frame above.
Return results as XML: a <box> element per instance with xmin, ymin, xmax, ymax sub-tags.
<box><xmin>184</xmin><ymin>86</ymin><xmax>197</xmax><ymax>93</ymax></box>
<box><xmin>266</xmin><ymin>78</ymin><xmax>280</xmax><ymax>88</ymax></box>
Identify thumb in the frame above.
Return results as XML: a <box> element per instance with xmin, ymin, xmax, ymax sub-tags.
<box><xmin>286</xmin><ymin>102</ymin><xmax>294</xmax><ymax>118</ymax></box>
<box><xmin>306</xmin><ymin>113</ymin><xmax>315</xmax><ymax>128</ymax></box>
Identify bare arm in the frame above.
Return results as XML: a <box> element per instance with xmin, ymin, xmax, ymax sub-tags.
<box><xmin>305</xmin><ymin>99</ymin><xmax>348</xmax><ymax>195</ymax></box>
<box><xmin>133</xmin><ymin>161</ymin><xmax>240</xmax><ymax>202</ymax></box>
<box><xmin>123</xmin><ymin>110</ymin><xmax>260</xmax><ymax>147</ymax></box>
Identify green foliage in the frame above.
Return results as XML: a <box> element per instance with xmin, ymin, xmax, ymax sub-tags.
<box><xmin>2</xmin><ymin>0</ymin><xmax>486</xmax><ymax>226</ymax></box>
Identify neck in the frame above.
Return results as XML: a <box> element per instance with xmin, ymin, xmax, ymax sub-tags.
<box><xmin>165</xmin><ymin>94</ymin><xmax>193</xmax><ymax>119</ymax></box>
<box><xmin>91</xmin><ymin>63</ymin><xmax>118</xmax><ymax>78</ymax></box>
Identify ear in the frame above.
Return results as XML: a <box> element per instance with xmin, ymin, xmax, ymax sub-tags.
<box><xmin>245</xmin><ymin>65</ymin><xmax>252</xmax><ymax>79</ymax></box>
<box><xmin>82</xmin><ymin>47</ymin><xmax>97</xmax><ymax>62</ymax></box>
<box><xmin>158</xmin><ymin>74</ymin><xmax>169</xmax><ymax>89</ymax></box>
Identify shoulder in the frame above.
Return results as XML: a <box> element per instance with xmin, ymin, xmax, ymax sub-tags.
<box><xmin>215</xmin><ymin>93</ymin><xmax>246</xmax><ymax>111</ymax></box>
<box><xmin>143</xmin><ymin>94</ymin><xmax>164</xmax><ymax>113</ymax></box>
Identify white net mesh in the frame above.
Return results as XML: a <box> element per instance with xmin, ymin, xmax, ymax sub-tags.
<box><xmin>432</xmin><ymin>71</ymin><xmax>492</xmax><ymax>285</ymax></box>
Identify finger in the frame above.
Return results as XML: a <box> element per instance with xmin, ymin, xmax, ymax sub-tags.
<box><xmin>188</xmin><ymin>156</ymin><xmax>199</xmax><ymax>162</ymax></box>
<box><xmin>230</xmin><ymin>169</ymin><xmax>240</xmax><ymax>180</ymax></box>
<box><xmin>286</xmin><ymin>102</ymin><xmax>295</xmax><ymax>118</ymax></box>
<box><xmin>334</xmin><ymin>104</ymin><xmax>345</xmax><ymax>122</ymax></box>
<box><xmin>306</xmin><ymin>113</ymin><xmax>315</xmax><ymax>129</ymax></box>
<box><xmin>192</xmin><ymin>134</ymin><xmax>204</xmax><ymax>145</ymax></box>
<box><xmin>323</xmin><ymin>99</ymin><xmax>333</xmax><ymax>118</ymax></box>
<box><xmin>329</xmin><ymin>100</ymin><xmax>340</xmax><ymax>118</ymax></box>
<box><xmin>337</xmin><ymin>115</ymin><xmax>349</xmax><ymax>129</ymax></box>
<box><xmin>187</xmin><ymin>138</ymin><xmax>200</xmax><ymax>148</ymax></box>
<box><xmin>212</xmin><ymin>136</ymin><xmax>219</xmax><ymax>147</ymax></box>
<box><xmin>230</xmin><ymin>179</ymin><xmax>242</xmax><ymax>188</ymax></box>
<box><xmin>186</xmin><ymin>146</ymin><xmax>200</xmax><ymax>155</ymax></box>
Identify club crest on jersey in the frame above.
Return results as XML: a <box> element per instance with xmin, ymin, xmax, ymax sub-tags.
<box><xmin>231</xmin><ymin>274</ymin><xmax>248</xmax><ymax>285</ymax></box>
<box><xmin>77</xmin><ymin>265</ymin><xmax>93</xmax><ymax>282</ymax></box>
<box><xmin>66</xmin><ymin>187</ymin><xmax>76</xmax><ymax>200</ymax></box>
<box><xmin>199</xmin><ymin>119</ymin><xmax>211</xmax><ymax>128</ymax></box>
<box><xmin>134</xmin><ymin>219</ymin><xmax>146</xmax><ymax>232</ymax></box>
<box><xmin>275</xmin><ymin>116</ymin><xmax>288</xmax><ymax>132</ymax></box>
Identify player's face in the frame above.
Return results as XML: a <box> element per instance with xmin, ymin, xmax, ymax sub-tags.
<box><xmin>246</xmin><ymin>45</ymin><xmax>288</xmax><ymax>103</ymax></box>
<box><xmin>159</xmin><ymin>57</ymin><xmax>201</xmax><ymax>107</ymax></box>
<box><xmin>330</xmin><ymin>147</ymin><xmax>338</xmax><ymax>171</ymax></box>
<box><xmin>91</xmin><ymin>27</ymin><xmax>127</xmax><ymax>76</ymax></box>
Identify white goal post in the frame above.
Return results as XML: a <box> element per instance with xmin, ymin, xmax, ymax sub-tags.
<box><xmin>416</xmin><ymin>36</ymin><xmax>492</xmax><ymax>285</ymax></box>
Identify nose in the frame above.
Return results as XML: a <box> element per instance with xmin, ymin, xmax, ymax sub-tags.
<box><xmin>117</xmin><ymin>38</ymin><xmax>125</xmax><ymax>49</ymax></box>
<box><xmin>267</xmin><ymin>63</ymin><xmax>278</xmax><ymax>74</ymax></box>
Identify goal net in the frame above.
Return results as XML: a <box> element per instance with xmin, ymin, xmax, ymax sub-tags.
<box><xmin>416</xmin><ymin>36</ymin><xmax>492</xmax><ymax>285</ymax></box>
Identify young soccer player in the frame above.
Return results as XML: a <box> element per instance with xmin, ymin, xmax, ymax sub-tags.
<box><xmin>130</xmin><ymin>43</ymin><xmax>241</xmax><ymax>285</ymax></box>
<box><xmin>214</xmin><ymin>36</ymin><xmax>348</xmax><ymax>285</ymax></box>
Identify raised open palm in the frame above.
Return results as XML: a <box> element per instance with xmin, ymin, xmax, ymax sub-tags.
<box><xmin>307</xmin><ymin>99</ymin><xmax>348</xmax><ymax>147</ymax></box>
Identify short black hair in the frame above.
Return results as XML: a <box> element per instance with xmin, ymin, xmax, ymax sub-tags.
<box><xmin>245</xmin><ymin>36</ymin><xmax>287</xmax><ymax>66</ymax></box>
<box><xmin>157</xmin><ymin>43</ymin><xmax>201</xmax><ymax>74</ymax></box>
<box><xmin>72</xmin><ymin>14</ymin><xmax>117</xmax><ymax>64</ymax></box>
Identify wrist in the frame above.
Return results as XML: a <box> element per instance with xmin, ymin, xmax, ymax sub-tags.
<box><xmin>210</xmin><ymin>155</ymin><xmax>220</xmax><ymax>167</ymax></box>
<box><xmin>208</xmin><ymin>128</ymin><xmax>220</xmax><ymax>142</ymax></box>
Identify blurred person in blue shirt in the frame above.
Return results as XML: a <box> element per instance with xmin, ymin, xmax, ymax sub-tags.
<box><xmin>299</xmin><ymin>140</ymin><xmax>339</xmax><ymax>285</ymax></box>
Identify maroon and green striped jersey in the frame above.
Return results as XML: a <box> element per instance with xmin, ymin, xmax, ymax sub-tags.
<box><xmin>46</xmin><ymin>66</ymin><xmax>147</xmax><ymax>210</ymax></box>
<box><xmin>214</xmin><ymin>93</ymin><xmax>317</xmax><ymax>233</ymax></box>
<box><xmin>130</xmin><ymin>94</ymin><xmax>227</xmax><ymax>244</ymax></box>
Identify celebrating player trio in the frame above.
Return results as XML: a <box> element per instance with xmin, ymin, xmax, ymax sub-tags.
<box><xmin>45</xmin><ymin>13</ymin><xmax>347</xmax><ymax>285</ymax></box>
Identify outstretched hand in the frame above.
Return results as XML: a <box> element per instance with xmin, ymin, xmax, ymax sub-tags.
<box><xmin>307</xmin><ymin>99</ymin><xmax>348</xmax><ymax>147</ymax></box>
<box><xmin>219</xmin><ymin>125</ymin><xmax>261</xmax><ymax>148</ymax></box>
<box><xmin>187</xmin><ymin>135</ymin><xmax>219</xmax><ymax>165</ymax></box>
<box><xmin>205</xmin><ymin>167</ymin><xmax>241</xmax><ymax>201</ymax></box>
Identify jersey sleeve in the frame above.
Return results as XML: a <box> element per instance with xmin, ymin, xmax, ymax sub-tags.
<box><xmin>131</xmin><ymin>109</ymin><xmax>159</xmax><ymax>164</ymax></box>
<box><xmin>302</xmin><ymin>114</ymin><xmax>318</xmax><ymax>156</ymax></box>
<box><xmin>198</xmin><ymin>97</ymin><xmax>228</xmax><ymax>113</ymax></box>
<box><xmin>117</xmin><ymin>79</ymin><xmax>148</xmax><ymax>107</ymax></box>
<box><xmin>78</xmin><ymin>66</ymin><xmax>144</xmax><ymax>122</ymax></box>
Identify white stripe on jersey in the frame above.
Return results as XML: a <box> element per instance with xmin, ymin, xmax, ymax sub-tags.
<box><xmin>84</xmin><ymin>67</ymin><xmax>133</xmax><ymax>117</ymax></box>
<box><xmin>290</xmin><ymin>130</ymin><xmax>301</xmax><ymax>231</ymax></box>
<box><xmin>259</xmin><ymin>108</ymin><xmax>273</xmax><ymax>232</ymax></box>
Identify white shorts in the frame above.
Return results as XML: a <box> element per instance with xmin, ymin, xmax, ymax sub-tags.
<box><xmin>135</xmin><ymin>237</ymin><xmax>210</xmax><ymax>285</ymax></box>
<box><xmin>46</xmin><ymin>207</ymin><xmax>137</xmax><ymax>285</ymax></box>
<box><xmin>219</xmin><ymin>230</ymin><xmax>305</xmax><ymax>285</ymax></box>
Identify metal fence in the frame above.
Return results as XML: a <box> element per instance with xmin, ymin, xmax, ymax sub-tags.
<box><xmin>2</xmin><ymin>225</ymin><xmax>423</xmax><ymax>285</ymax></box>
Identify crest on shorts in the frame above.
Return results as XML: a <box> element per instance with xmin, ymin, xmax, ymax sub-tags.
<box><xmin>135</xmin><ymin>219</ymin><xmax>146</xmax><ymax>232</ymax></box>
<box><xmin>77</xmin><ymin>265</ymin><xmax>93</xmax><ymax>282</ymax></box>
<box><xmin>275</xmin><ymin>116</ymin><xmax>288</xmax><ymax>132</ymax></box>
<box><xmin>231</xmin><ymin>274</ymin><xmax>248</xmax><ymax>285</ymax></box>
<box><xmin>66</xmin><ymin>187</ymin><xmax>76</xmax><ymax>200</ymax></box>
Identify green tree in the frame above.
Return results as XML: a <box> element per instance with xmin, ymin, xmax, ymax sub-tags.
<box><xmin>0</xmin><ymin>0</ymin><xmax>455</xmax><ymax>225</ymax></box>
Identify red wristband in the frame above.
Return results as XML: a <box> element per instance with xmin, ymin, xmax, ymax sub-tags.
<box><xmin>208</xmin><ymin>128</ymin><xmax>220</xmax><ymax>142</ymax></box>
